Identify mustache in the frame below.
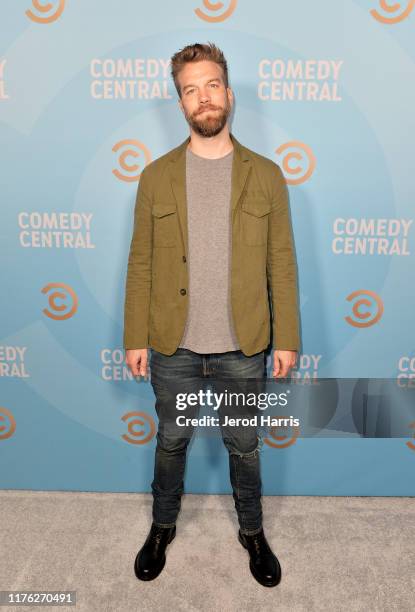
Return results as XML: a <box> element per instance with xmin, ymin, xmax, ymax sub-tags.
<box><xmin>195</xmin><ymin>106</ymin><xmax>220</xmax><ymax>115</ymax></box>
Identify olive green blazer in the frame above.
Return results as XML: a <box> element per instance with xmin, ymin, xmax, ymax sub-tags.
<box><xmin>123</xmin><ymin>132</ymin><xmax>301</xmax><ymax>355</ymax></box>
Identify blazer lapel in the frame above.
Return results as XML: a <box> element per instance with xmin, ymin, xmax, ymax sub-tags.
<box><xmin>168</xmin><ymin>132</ymin><xmax>252</xmax><ymax>256</ymax></box>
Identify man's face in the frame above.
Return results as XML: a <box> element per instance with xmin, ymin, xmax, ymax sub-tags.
<box><xmin>177</xmin><ymin>60</ymin><xmax>233</xmax><ymax>138</ymax></box>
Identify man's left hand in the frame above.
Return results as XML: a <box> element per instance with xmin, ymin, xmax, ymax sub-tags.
<box><xmin>272</xmin><ymin>350</ymin><xmax>297</xmax><ymax>378</ymax></box>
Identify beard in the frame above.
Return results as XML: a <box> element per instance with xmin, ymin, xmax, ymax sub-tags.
<box><xmin>183</xmin><ymin>97</ymin><xmax>232</xmax><ymax>137</ymax></box>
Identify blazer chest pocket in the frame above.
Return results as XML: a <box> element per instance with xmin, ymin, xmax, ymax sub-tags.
<box><xmin>152</xmin><ymin>202</ymin><xmax>177</xmax><ymax>247</ymax></box>
<box><xmin>241</xmin><ymin>197</ymin><xmax>272</xmax><ymax>246</ymax></box>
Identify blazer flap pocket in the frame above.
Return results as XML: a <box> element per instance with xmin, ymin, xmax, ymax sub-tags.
<box><xmin>242</xmin><ymin>197</ymin><xmax>272</xmax><ymax>218</ymax></box>
<box><xmin>152</xmin><ymin>202</ymin><xmax>177</xmax><ymax>218</ymax></box>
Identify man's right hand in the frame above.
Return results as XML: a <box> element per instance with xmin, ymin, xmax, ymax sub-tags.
<box><xmin>125</xmin><ymin>348</ymin><xmax>149</xmax><ymax>379</ymax></box>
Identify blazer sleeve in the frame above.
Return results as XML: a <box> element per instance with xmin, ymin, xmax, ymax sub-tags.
<box><xmin>123</xmin><ymin>167</ymin><xmax>153</xmax><ymax>350</ymax></box>
<box><xmin>266</xmin><ymin>163</ymin><xmax>301</xmax><ymax>351</ymax></box>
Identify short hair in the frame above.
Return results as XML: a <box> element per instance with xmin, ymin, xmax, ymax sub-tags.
<box><xmin>170</xmin><ymin>42</ymin><xmax>229</xmax><ymax>98</ymax></box>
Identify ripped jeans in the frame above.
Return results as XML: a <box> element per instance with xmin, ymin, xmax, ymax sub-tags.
<box><xmin>149</xmin><ymin>347</ymin><xmax>266</xmax><ymax>535</ymax></box>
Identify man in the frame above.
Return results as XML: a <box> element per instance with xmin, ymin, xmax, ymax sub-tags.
<box><xmin>124</xmin><ymin>42</ymin><xmax>300</xmax><ymax>587</ymax></box>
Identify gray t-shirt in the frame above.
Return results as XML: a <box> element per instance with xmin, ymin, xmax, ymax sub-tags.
<box><xmin>178</xmin><ymin>146</ymin><xmax>240</xmax><ymax>353</ymax></box>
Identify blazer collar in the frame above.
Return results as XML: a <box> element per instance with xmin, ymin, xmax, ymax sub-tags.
<box><xmin>168</xmin><ymin>132</ymin><xmax>252</xmax><ymax>255</ymax></box>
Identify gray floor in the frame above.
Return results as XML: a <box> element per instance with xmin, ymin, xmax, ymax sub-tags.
<box><xmin>0</xmin><ymin>490</ymin><xmax>414</xmax><ymax>612</ymax></box>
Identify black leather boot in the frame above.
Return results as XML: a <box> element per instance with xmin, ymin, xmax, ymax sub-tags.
<box><xmin>238</xmin><ymin>528</ymin><xmax>281</xmax><ymax>587</ymax></box>
<box><xmin>134</xmin><ymin>523</ymin><xmax>176</xmax><ymax>581</ymax></box>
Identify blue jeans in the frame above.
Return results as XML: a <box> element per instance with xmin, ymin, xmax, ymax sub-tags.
<box><xmin>149</xmin><ymin>347</ymin><xmax>266</xmax><ymax>535</ymax></box>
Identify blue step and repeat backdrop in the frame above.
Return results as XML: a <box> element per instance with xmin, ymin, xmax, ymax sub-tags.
<box><xmin>1</xmin><ymin>1</ymin><xmax>414</xmax><ymax>495</ymax></box>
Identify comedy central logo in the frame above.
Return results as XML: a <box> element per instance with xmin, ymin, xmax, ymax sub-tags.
<box><xmin>264</xmin><ymin>419</ymin><xmax>300</xmax><ymax>449</ymax></box>
<box><xmin>0</xmin><ymin>407</ymin><xmax>16</xmax><ymax>440</ymax></box>
<box><xmin>275</xmin><ymin>141</ymin><xmax>316</xmax><ymax>185</ymax></box>
<box><xmin>370</xmin><ymin>0</ymin><xmax>415</xmax><ymax>23</ymax></box>
<box><xmin>194</xmin><ymin>0</ymin><xmax>237</xmax><ymax>22</ymax></box>
<box><xmin>26</xmin><ymin>0</ymin><xmax>65</xmax><ymax>23</ymax></box>
<box><xmin>41</xmin><ymin>282</ymin><xmax>78</xmax><ymax>320</ymax></box>
<box><xmin>121</xmin><ymin>411</ymin><xmax>156</xmax><ymax>445</ymax></box>
<box><xmin>344</xmin><ymin>289</ymin><xmax>384</xmax><ymax>328</ymax></box>
<box><xmin>112</xmin><ymin>139</ymin><xmax>152</xmax><ymax>182</ymax></box>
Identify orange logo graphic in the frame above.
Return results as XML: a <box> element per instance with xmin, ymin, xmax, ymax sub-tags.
<box><xmin>41</xmin><ymin>283</ymin><xmax>78</xmax><ymax>320</ymax></box>
<box><xmin>406</xmin><ymin>421</ymin><xmax>415</xmax><ymax>450</ymax></box>
<box><xmin>0</xmin><ymin>407</ymin><xmax>16</xmax><ymax>440</ymax></box>
<box><xmin>370</xmin><ymin>0</ymin><xmax>415</xmax><ymax>23</ymax></box>
<box><xmin>112</xmin><ymin>139</ymin><xmax>151</xmax><ymax>182</ymax></box>
<box><xmin>121</xmin><ymin>411</ymin><xmax>156</xmax><ymax>445</ymax></box>
<box><xmin>26</xmin><ymin>0</ymin><xmax>65</xmax><ymax>23</ymax></box>
<box><xmin>194</xmin><ymin>0</ymin><xmax>237</xmax><ymax>22</ymax></box>
<box><xmin>344</xmin><ymin>289</ymin><xmax>384</xmax><ymax>328</ymax></box>
<box><xmin>264</xmin><ymin>420</ymin><xmax>300</xmax><ymax>449</ymax></box>
<box><xmin>275</xmin><ymin>141</ymin><xmax>316</xmax><ymax>185</ymax></box>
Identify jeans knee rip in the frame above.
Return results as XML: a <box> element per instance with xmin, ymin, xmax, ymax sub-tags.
<box><xmin>228</xmin><ymin>435</ymin><xmax>263</xmax><ymax>458</ymax></box>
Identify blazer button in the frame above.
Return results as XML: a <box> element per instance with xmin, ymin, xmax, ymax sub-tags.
<box><xmin>182</xmin><ymin>255</ymin><xmax>187</xmax><ymax>262</ymax></box>
<box><xmin>180</xmin><ymin>288</ymin><xmax>187</xmax><ymax>295</ymax></box>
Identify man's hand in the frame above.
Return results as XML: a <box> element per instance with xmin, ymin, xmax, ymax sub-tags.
<box><xmin>272</xmin><ymin>349</ymin><xmax>297</xmax><ymax>378</ymax></box>
<box><xmin>125</xmin><ymin>348</ymin><xmax>149</xmax><ymax>379</ymax></box>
